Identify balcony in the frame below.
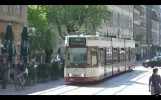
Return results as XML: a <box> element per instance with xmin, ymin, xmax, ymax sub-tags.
<box><xmin>151</xmin><ymin>10</ymin><xmax>158</xmax><ymax>21</ymax></box>
<box><xmin>152</xmin><ymin>29</ymin><xmax>157</xmax><ymax>33</ymax></box>
<box><xmin>133</xmin><ymin>20</ymin><xmax>140</xmax><ymax>26</ymax></box>
<box><xmin>140</xmin><ymin>15</ymin><xmax>146</xmax><ymax>19</ymax></box>
<box><xmin>140</xmin><ymin>22</ymin><xmax>146</xmax><ymax>30</ymax></box>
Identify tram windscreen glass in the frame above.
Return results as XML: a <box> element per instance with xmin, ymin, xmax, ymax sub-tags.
<box><xmin>65</xmin><ymin>47</ymin><xmax>87</xmax><ymax>67</ymax></box>
<box><xmin>69</xmin><ymin>38</ymin><xmax>86</xmax><ymax>46</ymax></box>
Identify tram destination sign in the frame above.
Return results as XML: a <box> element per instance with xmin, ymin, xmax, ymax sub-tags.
<box><xmin>69</xmin><ymin>37</ymin><xmax>86</xmax><ymax>46</ymax></box>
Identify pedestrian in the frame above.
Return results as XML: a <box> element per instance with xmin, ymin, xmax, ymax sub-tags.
<box><xmin>17</xmin><ymin>61</ymin><xmax>28</xmax><ymax>84</ymax></box>
<box><xmin>149</xmin><ymin>68</ymin><xmax>161</xmax><ymax>95</ymax></box>
<box><xmin>56</xmin><ymin>54</ymin><xmax>64</xmax><ymax>77</ymax></box>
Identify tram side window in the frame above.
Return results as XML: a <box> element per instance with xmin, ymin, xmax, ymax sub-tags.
<box><xmin>99</xmin><ymin>48</ymin><xmax>105</xmax><ymax>65</ymax></box>
<box><xmin>126</xmin><ymin>48</ymin><xmax>129</xmax><ymax>61</ymax></box>
<box><xmin>131</xmin><ymin>48</ymin><xmax>135</xmax><ymax>60</ymax></box>
<box><xmin>113</xmin><ymin>48</ymin><xmax>118</xmax><ymax>63</ymax></box>
<box><xmin>120</xmin><ymin>48</ymin><xmax>125</xmax><ymax>62</ymax></box>
<box><xmin>106</xmin><ymin>48</ymin><xmax>112</xmax><ymax>64</ymax></box>
<box><xmin>87</xmin><ymin>48</ymin><xmax>91</xmax><ymax>66</ymax></box>
<box><xmin>91</xmin><ymin>48</ymin><xmax>98</xmax><ymax>66</ymax></box>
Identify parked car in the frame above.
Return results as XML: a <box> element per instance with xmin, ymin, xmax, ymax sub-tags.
<box><xmin>142</xmin><ymin>56</ymin><xmax>161</xmax><ymax>68</ymax></box>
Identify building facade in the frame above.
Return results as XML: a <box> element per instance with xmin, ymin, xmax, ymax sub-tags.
<box><xmin>159</xmin><ymin>6</ymin><xmax>161</xmax><ymax>46</ymax></box>
<box><xmin>152</xmin><ymin>5</ymin><xmax>160</xmax><ymax>45</ymax></box>
<box><xmin>133</xmin><ymin>5</ymin><xmax>141</xmax><ymax>54</ymax></box>
<box><xmin>98</xmin><ymin>5</ymin><xmax>133</xmax><ymax>39</ymax></box>
<box><xmin>144</xmin><ymin>5</ymin><xmax>153</xmax><ymax>58</ymax></box>
<box><xmin>151</xmin><ymin>5</ymin><xmax>160</xmax><ymax>56</ymax></box>
<box><xmin>0</xmin><ymin>5</ymin><xmax>27</xmax><ymax>64</ymax></box>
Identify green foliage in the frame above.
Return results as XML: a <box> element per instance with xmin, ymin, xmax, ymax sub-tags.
<box><xmin>27</xmin><ymin>5</ymin><xmax>47</xmax><ymax>28</ymax></box>
<box><xmin>27</xmin><ymin>5</ymin><xmax>52</xmax><ymax>56</ymax></box>
<box><xmin>44</xmin><ymin>5</ymin><xmax>110</xmax><ymax>39</ymax></box>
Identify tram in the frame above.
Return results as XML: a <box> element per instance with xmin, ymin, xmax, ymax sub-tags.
<box><xmin>64</xmin><ymin>33</ymin><xmax>135</xmax><ymax>82</ymax></box>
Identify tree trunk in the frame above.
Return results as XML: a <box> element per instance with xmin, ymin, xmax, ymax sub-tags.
<box><xmin>67</xmin><ymin>23</ymin><xmax>78</xmax><ymax>33</ymax></box>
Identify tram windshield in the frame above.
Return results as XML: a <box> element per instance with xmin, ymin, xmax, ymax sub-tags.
<box><xmin>65</xmin><ymin>47</ymin><xmax>87</xmax><ymax>67</ymax></box>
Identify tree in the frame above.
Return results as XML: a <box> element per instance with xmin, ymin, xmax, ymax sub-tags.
<box><xmin>44</xmin><ymin>5</ymin><xmax>110</xmax><ymax>40</ymax></box>
<box><xmin>27</xmin><ymin>5</ymin><xmax>52</xmax><ymax>63</ymax></box>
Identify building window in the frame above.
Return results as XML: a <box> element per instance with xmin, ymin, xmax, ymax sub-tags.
<box><xmin>117</xmin><ymin>12</ymin><xmax>120</xmax><ymax>26</ymax></box>
<box><xmin>114</xmin><ymin>11</ymin><xmax>116</xmax><ymax>26</ymax></box>
<box><xmin>129</xmin><ymin>5</ymin><xmax>132</xmax><ymax>11</ymax></box>
<box><xmin>109</xmin><ymin>11</ymin><xmax>113</xmax><ymax>25</ymax></box>
<box><xmin>2</xmin><ymin>5</ymin><xmax>8</xmax><ymax>13</ymax></box>
<box><xmin>124</xmin><ymin>16</ymin><xmax>127</xmax><ymax>28</ymax></box>
<box><xmin>131</xmin><ymin>18</ymin><xmax>133</xmax><ymax>30</ymax></box>
<box><xmin>129</xmin><ymin>18</ymin><xmax>131</xmax><ymax>30</ymax></box>
<box><xmin>126</xmin><ymin>16</ymin><xmax>129</xmax><ymax>29</ymax></box>
<box><xmin>127</xmin><ymin>17</ymin><xmax>129</xmax><ymax>28</ymax></box>
<box><xmin>0</xmin><ymin>6</ymin><xmax>2</xmax><ymax>12</ymax></box>
<box><xmin>12</xmin><ymin>5</ymin><xmax>14</xmax><ymax>14</ymax></box>
<box><xmin>17</xmin><ymin>5</ymin><xmax>20</xmax><ymax>15</ymax></box>
<box><xmin>8</xmin><ymin>5</ymin><xmax>9</xmax><ymax>13</ymax></box>
<box><xmin>121</xmin><ymin>14</ymin><xmax>123</xmax><ymax>28</ymax></box>
<box><xmin>123</xmin><ymin>15</ymin><xmax>125</xmax><ymax>28</ymax></box>
<box><xmin>113</xmin><ymin>11</ymin><xmax>115</xmax><ymax>26</ymax></box>
<box><xmin>8</xmin><ymin>5</ymin><xmax>12</xmax><ymax>14</ymax></box>
<box><xmin>20</xmin><ymin>5</ymin><xmax>23</xmax><ymax>15</ymax></box>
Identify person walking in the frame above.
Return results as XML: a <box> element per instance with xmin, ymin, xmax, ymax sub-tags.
<box><xmin>56</xmin><ymin>54</ymin><xmax>64</xmax><ymax>77</ymax></box>
<box><xmin>149</xmin><ymin>68</ymin><xmax>161</xmax><ymax>95</ymax></box>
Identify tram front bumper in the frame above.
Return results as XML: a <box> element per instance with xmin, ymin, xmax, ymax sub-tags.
<box><xmin>65</xmin><ymin>77</ymin><xmax>98</xmax><ymax>82</ymax></box>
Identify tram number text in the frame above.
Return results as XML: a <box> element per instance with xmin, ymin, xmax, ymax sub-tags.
<box><xmin>69</xmin><ymin>37</ymin><xmax>86</xmax><ymax>46</ymax></box>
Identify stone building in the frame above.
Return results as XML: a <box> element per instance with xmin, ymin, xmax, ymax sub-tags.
<box><xmin>0</xmin><ymin>5</ymin><xmax>27</xmax><ymax>65</ymax></box>
<box><xmin>133</xmin><ymin>5</ymin><xmax>141</xmax><ymax>54</ymax></box>
<box><xmin>98</xmin><ymin>5</ymin><xmax>133</xmax><ymax>40</ymax></box>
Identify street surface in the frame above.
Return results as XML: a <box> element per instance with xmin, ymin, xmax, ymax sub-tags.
<box><xmin>29</xmin><ymin>64</ymin><xmax>156</xmax><ymax>95</ymax></box>
<box><xmin>0</xmin><ymin>63</ymin><xmax>159</xmax><ymax>95</ymax></box>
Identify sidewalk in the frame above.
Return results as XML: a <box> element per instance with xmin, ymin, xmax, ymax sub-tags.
<box><xmin>0</xmin><ymin>78</ymin><xmax>68</xmax><ymax>95</ymax></box>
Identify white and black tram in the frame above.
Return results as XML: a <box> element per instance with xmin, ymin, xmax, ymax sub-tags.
<box><xmin>64</xmin><ymin>33</ymin><xmax>135</xmax><ymax>82</ymax></box>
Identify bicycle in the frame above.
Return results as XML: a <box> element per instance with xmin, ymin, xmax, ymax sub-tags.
<box><xmin>15</xmin><ymin>72</ymin><xmax>25</xmax><ymax>90</ymax></box>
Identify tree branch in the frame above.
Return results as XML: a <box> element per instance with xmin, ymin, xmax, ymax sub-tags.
<box><xmin>55</xmin><ymin>14</ymin><xmax>65</xmax><ymax>40</ymax></box>
<box><xmin>63</xmin><ymin>5</ymin><xmax>68</xmax><ymax>28</ymax></box>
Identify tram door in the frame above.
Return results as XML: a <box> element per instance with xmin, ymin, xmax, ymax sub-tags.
<box><xmin>128</xmin><ymin>47</ymin><xmax>131</xmax><ymax>69</ymax></box>
<box><xmin>99</xmin><ymin>48</ymin><xmax>106</xmax><ymax>77</ymax></box>
<box><xmin>112</xmin><ymin>48</ymin><xmax>119</xmax><ymax>75</ymax></box>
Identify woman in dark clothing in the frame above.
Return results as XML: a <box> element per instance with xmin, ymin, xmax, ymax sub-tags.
<box><xmin>149</xmin><ymin>68</ymin><xmax>161</xmax><ymax>95</ymax></box>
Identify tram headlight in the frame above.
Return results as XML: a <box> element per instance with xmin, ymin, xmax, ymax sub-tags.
<box><xmin>68</xmin><ymin>74</ymin><xmax>72</xmax><ymax>77</ymax></box>
<box><xmin>81</xmin><ymin>74</ymin><xmax>85</xmax><ymax>77</ymax></box>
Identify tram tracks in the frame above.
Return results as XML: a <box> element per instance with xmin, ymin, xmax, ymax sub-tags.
<box><xmin>60</xmin><ymin>68</ymin><xmax>152</xmax><ymax>95</ymax></box>
<box><xmin>93</xmin><ymin>68</ymin><xmax>153</xmax><ymax>95</ymax></box>
<box><xmin>31</xmin><ymin>67</ymin><xmax>153</xmax><ymax>95</ymax></box>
